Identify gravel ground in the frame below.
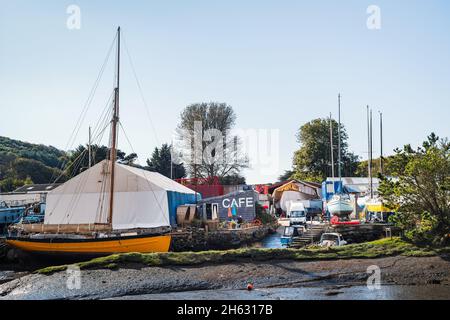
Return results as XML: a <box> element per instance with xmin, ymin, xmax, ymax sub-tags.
<box><xmin>0</xmin><ymin>255</ymin><xmax>449</xmax><ymax>300</ymax></box>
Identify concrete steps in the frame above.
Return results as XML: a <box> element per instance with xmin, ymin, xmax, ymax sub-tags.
<box><xmin>288</xmin><ymin>225</ymin><xmax>327</xmax><ymax>249</ymax></box>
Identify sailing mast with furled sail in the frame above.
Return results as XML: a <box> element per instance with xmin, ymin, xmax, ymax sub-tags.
<box><xmin>5</xmin><ymin>27</ymin><xmax>198</xmax><ymax>255</ymax></box>
<box><xmin>108</xmin><ymin>26</ymin><xmax>121</xmax><ymax>228</ymax></box>
<box><xmin>327</xmin><ymin>94</ymin><xmax>353</xmax><ymax>220</ymax></box>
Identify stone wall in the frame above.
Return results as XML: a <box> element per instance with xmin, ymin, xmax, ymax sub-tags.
<box><xmin>0</xmin><ymin>239</ymin><xmax>7</xmax><ymax>261</ymax></box>
<box><xmin>327</xmin><ymin>224</ymin><xmax>401</xmax><ymax>244</ymax></box>
<box><xmin>170</xmin><ymin>224</ymin><xmax>276</xmax><ymax>252</ymax></box>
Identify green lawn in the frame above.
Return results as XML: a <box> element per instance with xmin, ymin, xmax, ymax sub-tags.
<box><xmin>36</xmin><ymin>237</ymin><xmax>449</xmax><ymax>275</ymax></box>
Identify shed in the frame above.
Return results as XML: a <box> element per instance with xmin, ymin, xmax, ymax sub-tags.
<box><xmin>198</xmin><ymin>190</ymin><xmax>258</xmax><ymax>222</ymax></box>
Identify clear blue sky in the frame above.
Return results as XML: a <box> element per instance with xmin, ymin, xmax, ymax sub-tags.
<box><xmin>1</xmin><ymin>0</ymin><xmax>449</xmax><ymax>184</ymax></box>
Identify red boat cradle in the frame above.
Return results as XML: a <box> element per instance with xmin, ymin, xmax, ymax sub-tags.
<box><xmin>330</xmin><ymin>215</ymin><xmax>361</xmax><ymax>225</ymax></box>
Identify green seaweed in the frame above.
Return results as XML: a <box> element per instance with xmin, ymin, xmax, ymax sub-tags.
<box><xmin>35</xmin><ymin>237</ymin><xmax>447</xmax><ymax>275</ymax></box>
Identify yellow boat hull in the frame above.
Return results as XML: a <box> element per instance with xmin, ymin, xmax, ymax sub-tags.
<box><xmin>6</xmin><ymin>234</ymin><xmax>171</xmax><ymax>255</ymax></box>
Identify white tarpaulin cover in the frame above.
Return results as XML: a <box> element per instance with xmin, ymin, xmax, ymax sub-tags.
<box><xmin>279</xmin><ymin>190</ymin><xmax>310</xmax><ymax>211</ymax></box>
<box><xmin>44</xmin><ymin>160</ymin><xmax>196</xmax><ymax>230</ymax></box>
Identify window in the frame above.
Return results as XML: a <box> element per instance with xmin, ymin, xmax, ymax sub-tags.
<box><xmin>290</xmin><ymin>211</ymin><xmax>305</xmax><ymax>218</ymax></box>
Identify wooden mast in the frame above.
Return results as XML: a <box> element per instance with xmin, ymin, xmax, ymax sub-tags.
<box><xmin>337</xmin><ymin>94</ymin><xmax>342</xmax><ymax>186</ymax></box>
<box><xmin>108</xmin><ymin>26</ymin><xmax>120</xmax><ymax>226</ymax></box>
<box><xmin>329</xmin><ymin>113</ymin><xmax>334</xmax><ymax>178</ymax></box>
<box><xmin>379</xmin><ymin>111</ymin><xmax>383</xmax><ymax>175</ymax></box>
<box><xmin>88</xmin><ymin>126</ymin><xmax>92</xmax><ymax>168</ymax></box>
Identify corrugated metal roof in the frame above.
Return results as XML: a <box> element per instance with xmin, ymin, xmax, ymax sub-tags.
<box><xmin>13</xmin><ymin>183</ymin><xmax>62</xmax><ymax>193</ymax></box>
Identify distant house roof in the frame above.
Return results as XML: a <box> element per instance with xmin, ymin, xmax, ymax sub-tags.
<box><xmin>326</xmin><ymin>177</ymin><xmax>380</xmax><ymax>185</ymax></box>
<box><xmin>325</xmin><ymin>177</ymin><xmax>383</xmax><ymax>194</ymax></box>
<box><xmin>13</xmin><ymin>183</ymin><xmax>62</xmax><ymax>194</ymax></box>
<box><xmin>272</xmin><ymin>180</ymin><xmax>322</xmax><ymax>201</ymax></box>
<box><xmin>300</xmin><ymin>180</ymin><xmax>322</xmax><ymax>189</ymax></box>
<box><xmin>267</xmin><ymin>181</ymin><xmax>290</xmax><ymax>194</ymax></box>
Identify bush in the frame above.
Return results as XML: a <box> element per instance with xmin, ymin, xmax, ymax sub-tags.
<box><xmin>255</xmin><ymin>203</ymin><xmax>276</xmax><ymax>224</ymax></box>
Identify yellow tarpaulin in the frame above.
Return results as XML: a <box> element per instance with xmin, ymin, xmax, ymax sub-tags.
<box><xmin>366</xmin><ymin>203</ymin><xmax>393</xmax><ymax>213</ymax></box>
<box><xmin>272</xmin><ymin>181</ymin><xmax>299</xmax><ymax>201</ymax></box>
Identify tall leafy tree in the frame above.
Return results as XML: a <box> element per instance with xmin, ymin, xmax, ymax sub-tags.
<box><xmin>219</xmin><ymin>174</ymin><xmax>246</xmax><ymax>185</ymax></box>
<box><xmin>292</xmin><ymin>118</ymin><xmax>359</xmax><ymax>182</ymax></box>
<box><xmin>278</xmin><ymin>170</ymin><xmax>294</xmax><ymax>182</ymax></box>
<box><xmin>146</xmin><ymin>143</ymin><xmax>186</xmax><ymax>179</ymax></box>
<box><xmin>0</xmin><ymin>158</ymin><xmax>61</xmax><ymax>192</ymax></box>
<box><xmin>355</xmin><ymin>156</ymin><xmax>395</xmax><ymax>177</ymax></box>
<box><xmin>378</xmin><ymin>133</ymin><xmax>450</xmax><ymax>245</ymax></box>
<box><xmin>0</xmin><ymin>136</ymin><xmax>66</xmax><ymax>168</ymax></box>
<box><xmin>176</xmin><ymin>102</ymin><xmax>248</xmax><ymax>180</ymax></box>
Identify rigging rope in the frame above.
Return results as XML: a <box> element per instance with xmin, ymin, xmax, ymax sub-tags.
<box><xmin>122</xmin><ymin>32</ymin><xmax>161</xmax><ymax>146</ymax></box>
<box><xmin>49</xmin><ymin>34</ymin><xmax>118</xmax><ymax>184</ymax></box>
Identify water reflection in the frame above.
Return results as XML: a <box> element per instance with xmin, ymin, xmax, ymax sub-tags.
<box><xmin>251</xmin><ymin>228</ymin><xmax>284</xmax><ymax>249</ymax></box>
<box><xmin>114</xmin><ymin>285</ymin><xmax>450</xmax><ymax>300</ymax></box>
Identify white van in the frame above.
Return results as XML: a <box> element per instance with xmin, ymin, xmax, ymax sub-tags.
<box><xmin>287</xmin><ymin>202</ymin><xmax>307</xmax><ymax>225</ymax></box>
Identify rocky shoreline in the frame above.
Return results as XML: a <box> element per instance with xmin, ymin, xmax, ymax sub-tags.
<box><xmin>170</xmin><ymin>224</ymin><xmax>277</xmax><ymax>251</ymax></box>
<box><xmin>1</xmin><ymin>254</ymin><xmax>449</xmax><ymax>300</ymax></box>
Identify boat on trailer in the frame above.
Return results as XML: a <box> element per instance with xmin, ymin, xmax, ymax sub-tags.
<box><xmin>326</xmin><ymin>94</ymin><xmax>354</xmax><ymax>220</ymax></box>
<box><xmin>327</xmin><ymin>194</ymin><xmax>353</xmax><ymax>217</ymax></box>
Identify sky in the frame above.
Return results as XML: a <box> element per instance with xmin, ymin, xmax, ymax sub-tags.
<box><xmin>0</xmin><ymin>0</ymin><xmax>449</xmax><ymax>184</ymax></box>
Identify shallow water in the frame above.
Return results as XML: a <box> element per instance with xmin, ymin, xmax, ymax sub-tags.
<box><xmin>0</xmin><ymin>270</ymin><xmax>15</xmax><ymax>283</ymax></box>
<box><xmin>113</xmin><ymin>285</ymin><xmax>450</xmax><ymax>300</ymax></box>
<box><xmin>251</xmin><ymin>228</ymin><xmax>284</xmax><ymax>249</ymax></box>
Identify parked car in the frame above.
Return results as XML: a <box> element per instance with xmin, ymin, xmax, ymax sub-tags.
<box><xmin>319</xmin><ymin>233</ymin><xmax>347</xmax><ymax>247</ymax></box>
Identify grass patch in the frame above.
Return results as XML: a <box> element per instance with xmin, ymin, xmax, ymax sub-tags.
<box><xmin>35</xmin><ymin>237</ymin><xmax>446</xmax><ymax>275</ymax></box>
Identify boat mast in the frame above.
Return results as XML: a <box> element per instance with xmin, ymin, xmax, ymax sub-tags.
<box><xmin>329</xmin><ymin>113</ymin><xmax>335</xmax><ymax>178</ymax></box>
<box><xmin>108</xmin><ymin>26</ymin><xmax>120</xmax><ymax>226</ymax></box>
<box><xmin>338</xmin><ymin>94</ymin><xmax>342</xmax><ymax>187</ymax></box>
<box><xmin>370</xmin><ymin>109</ymin><xmax>373</xmax><ymax>198</ymax></box>
<box><xmin>379</xmin><ymin>111</ymin><xmax>383</xmax><ymax>175</ymax></box>
<box><xmin>170</xmin><ymin>141</ymin><xmax>173</xmax><ymax>180</ymax></box>
<box><xmin>88</xmin><ymin>126</ymin><xmax>92</xmax><ymax>168</ymax></box>
<box><xmin>367</xmin><ymin>106</ymin><xmax>371</xmax><ymax>198</ymax></box>
<box><xmin>366</xmin><ymin>106</ymin><xmax>374</xmax><ymax>199</ymax></box>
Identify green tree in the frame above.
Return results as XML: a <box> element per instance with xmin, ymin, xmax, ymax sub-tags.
<box><xmin>66</xmin><ymin>145</ymin><xmax>136</xmax><ymax>177</ymax></box>
<box><xmin>355</xmin><ymin>156</ymin><xmax>395</xmax><ymax>177</ymax></box>
<box><xmin>120</xmin><ymin>153</ymin><xmax>138</xmax><ymax>166</ymax></box>
<box><xmin>11</xmin><ymin>158</ymin><xmax>63</xmax><ymax>184</ymax></box>
<box><xmin>278</xmin><ymin>170</ymin><xmax>294</xmax><ymax>182</ymax></box>
<box><xmin>0</xmin><ymin>136</ymin><xmax>68</xmax><ymax>190</ymax></box>
<box><xmin>378</xmin><ymin>133</ymin><xmax>450</xmax><ymax>245</ymax></box>
<box><xmin>0</xmin><ymin>169</ymin><xmax>35</xmax><ymax>193</ymax></box>
<box><xmin>176</xmin><ymin>102</ymin><xmax>248</xmax><ymax>180</ymax></box>
<box><xmin>219</xmin><ymin>174</ymin><xmax>246</xmax><ymax>185</ymax></box>
<box><xmin>0</xmin><ymin>177</ymin><xmax>22</xmax><ymax>193</ymax></box>
<box><xmin>292</xmin><ymin>118</ymin><xmax>359</xmax><ymax>182</ymax></box>
<box><xmin>0</xmin><ymin>136</ymin><xmax>66</xmax><ymax>168</ymax></box>
<box><xmin>146</xmin><ymin>143</ymin><xmax>186</xmax><ymax>179</ymax></box>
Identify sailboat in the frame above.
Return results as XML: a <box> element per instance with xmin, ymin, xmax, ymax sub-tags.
<box><xmin>327</xmin><ymin>94</ymin><xmax>353</xmax><ymax>219</ymax></box>
<box><xmin>5</xmin><ymin>27</ymin><xmax>193</xmax><ymax>256</ymax></box>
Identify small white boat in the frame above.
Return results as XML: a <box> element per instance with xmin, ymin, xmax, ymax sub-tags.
<box><xmin>327</xmin><ymin>194</ymin><xmax>353</xmax><ymax>217</ymax></box>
